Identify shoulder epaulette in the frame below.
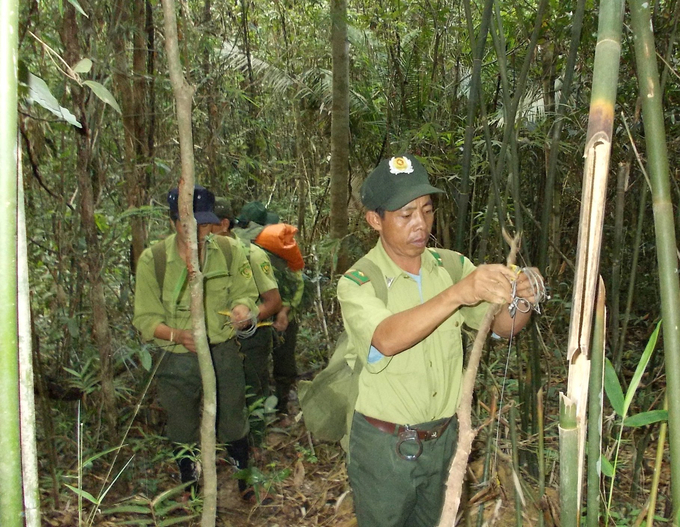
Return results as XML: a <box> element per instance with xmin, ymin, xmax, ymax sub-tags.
<box><xmin>342</xmin><ymin>269</ymin><xmax>371</xmax><ymax>286</ymax></box>
<box><xmin>428</xmin><ymin>248</ymin><xmax>443</xmax><ymax>266</ymax></box>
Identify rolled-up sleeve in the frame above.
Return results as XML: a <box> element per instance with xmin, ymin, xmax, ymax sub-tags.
<box><xmin>337</xmin><ymin>275</ymin><xmax>393</xmax><ymax>368</ymax></box>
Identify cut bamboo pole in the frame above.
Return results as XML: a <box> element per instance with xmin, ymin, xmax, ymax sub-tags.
<box><xmin>561</xmin><ymin>0</ymin><xmax>624</xmax><ymax>521</ymax></box>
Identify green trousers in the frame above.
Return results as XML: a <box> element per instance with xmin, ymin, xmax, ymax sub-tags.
<box><xmin>156</xmin><ymin>340</ymin><xmax>249</xmax><ymax>444</ymax></box>
<box><xmin>273</xmin><ymin>316</ymin><xmax>298</xmax><ymax>404</ymax></box>
<box><xmin>347</xmin><ymin>412</ymin><xmax>458</xmax><ymax>527</ymax></box>
<box><xmin>239</xmin><ymin>326</ymin><xmax>273</xmax><ymax>442</ymax></box>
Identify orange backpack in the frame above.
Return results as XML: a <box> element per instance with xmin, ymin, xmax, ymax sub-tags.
<box><xmin>254</xmin><ymin>223</ymin><xmax>305</xmax><ymax>271</ymax></box>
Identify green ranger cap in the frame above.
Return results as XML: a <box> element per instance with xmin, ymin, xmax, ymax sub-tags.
<box><xmin>214</xmin><ymin>197</ymin><xmax>233</xmax><ymax>220</ymax></box>
<box><xmin>360</xmin><ymin>154</ymin><xmax>445</xmax><ymax>211</ymax></box>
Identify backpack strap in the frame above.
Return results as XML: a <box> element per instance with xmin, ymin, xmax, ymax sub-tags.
<box><xmin>212</xmin><ymin>235</ymin><xmax>234</xmax><ymax>271</ymax></box>
<box><xmin>150</xmin><ymin>236</ymin><xmax>234</xmax><ymax>301</ymax></box>
<box><xmin>428</xmin><ymin>248</ymin><xmax>465</xmax><ymax>284</ymax></box>
<box><xmin>151</xmin><ymin>241</ymin><xmax>167</xmax><ymax>301</ymax></box>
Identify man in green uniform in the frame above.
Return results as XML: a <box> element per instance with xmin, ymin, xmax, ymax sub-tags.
<box><xmin>133</xmin><ymin>185</ymin><xmax>259</xmax><ymax>498</ymax></box>
<box><xmin>337</xmin><ymin>155</ymin><xmax>541</xmax><ymax>526</ymax></box>
<box><xmin>213</xmin><ymin>197</ymin><xmax>282</xmax><ymax>444</ymax></box>
<box><xmin>234</xmin><ymin>202</ymin><xmax>306</xmax><ymax>416</ymax></box>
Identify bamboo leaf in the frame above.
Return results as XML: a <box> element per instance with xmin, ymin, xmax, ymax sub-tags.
<box><xmin>66</xmin><ymin>0</ymin><xmax>88</xmax><ymax>17</ymax></box>
<box><xmin>64</xmin><ymin>484</ymin><xmax>99</xmax><ymax>504</ymax></box>
<box><xmin>604</xmin><ymin>359</ymin><xmax>624</xmax><ymax>416</ymax></box>
<box><xmin>73</xmin><ymin>58</ymin><xmax>92</xmax><ymax>74</ymax></box>
<box><xmin>624</xmin><ymin>410</ymin><xmax>668</xmax><ymax>427</ymax></box>
<box><xmin>101</xmin><ymin>505</ymin><xmax>151</xmax><ymax>514</ymax></box>
<box><xmin>82</xmin><ymin>80</ymin><xmax>122</xmax><ymax>114</ymax></box>
<box><xmin>622</xmin><ymin>320</ymin><xmax>661</xmax><ymax>416</ymax></box>
<box><xmin>601</xmin><ymin>455</ymin><xmax>615</xmax><ymax>478</ymax></box>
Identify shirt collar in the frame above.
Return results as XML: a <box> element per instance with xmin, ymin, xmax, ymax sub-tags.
<box><xmin>371</xmin><ymin>238</ymin><xmax>439</xmax><ymax>277</ymax></box>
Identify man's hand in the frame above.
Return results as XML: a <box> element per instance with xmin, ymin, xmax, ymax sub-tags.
<box><xmin>455</xmin><ymin>264</ymin><xmax>518</xmax><ymax>306</ymax></box>
<box><xmin>175</xmin><ymin>329</ymin><xmax>197</xmax><ymax>353</ymax></box>
<box><xmin>513</xmin><ymin>267</ymin><xmax>544</xmax><ymax>305</ymax></box>
<box><xmin>230</xmin><ymin>304</ymin><xmax>253</xmax><ymax>329</ymax></box>
<box><xmin>273</xmin><ymin>307</ymin><xmax>291</xmax><ymax>332</ymax></box>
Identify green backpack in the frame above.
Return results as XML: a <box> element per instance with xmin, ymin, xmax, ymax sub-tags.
<box><xmin>298</xmin><ymin>248</ymin><xmax>464</xmax><ymax>448</ymax></box>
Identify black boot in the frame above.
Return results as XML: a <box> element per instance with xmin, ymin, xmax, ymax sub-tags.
<box><xmin>175</xmin><ymin>449</ymin><xmax>199</xmax><ymax>495</ymax></box>
<box><xmin>226</xmin><ymin>436</ymin><xmax>252</xmax><ymax>499</ymax></box>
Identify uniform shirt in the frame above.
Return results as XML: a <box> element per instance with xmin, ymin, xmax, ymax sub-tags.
<box><xmin>133</xmin><ymin>233</ymin><xmax>259</xmax><ymax>353</ymax></box>
<box><xmin>245</xmin><ymin>242</ymin><xmax>279</xmax><ymax>297</ymax></box>
<box><xmin>337</xmin><ymin>239</ymin><xmax>488</xmax><ymax>425</ymax></box>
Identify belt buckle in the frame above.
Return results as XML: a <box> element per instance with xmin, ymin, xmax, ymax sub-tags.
<box><xmin>396</xmin><ymin>425</ymin><xmax>423</xmax><ymax>461</ymax></box>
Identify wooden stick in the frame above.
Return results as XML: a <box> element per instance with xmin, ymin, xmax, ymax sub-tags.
<box><xmin>438</xmin><ymin>233</ymin><xmax>521</xmax><ymax>526</ymax></box>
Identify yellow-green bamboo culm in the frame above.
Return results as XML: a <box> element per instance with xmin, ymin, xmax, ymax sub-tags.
<box><xmin>560</xmin><ymin>397</ymin><xmax>579</xmax><ymax>527</ymax></box>
<box><xmin>587</xmin><ymin>281</ymin><xmax>606</xmax><ymax>527</ymax></box>
<box><xmin>0</xmin><ymin>0</ymin><xmax>23</xmax><ymax>524</ymax></box>
<box><xmin>629</xmin><ymin>0</ymin><xmax>680</xmax><ymax>520</ymax></box>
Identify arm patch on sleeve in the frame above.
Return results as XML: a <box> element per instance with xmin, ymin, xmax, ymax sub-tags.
<box><xmin>342</xmin><ymin>269</ymin><xmax>370</xmax><ymax>286</ymax></box>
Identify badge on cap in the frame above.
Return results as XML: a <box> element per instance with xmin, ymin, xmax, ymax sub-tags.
<box><xmin>389</xmin><ymin>156</ymin><xmax>414</xmax><ymax>175</ymax></box>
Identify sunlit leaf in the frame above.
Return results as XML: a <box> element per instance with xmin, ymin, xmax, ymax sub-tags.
<box><xmin>73</xmin><ymin>58</ymin><xmax>93</xmax><ymax>73</ymax></box>
<box><xmin>604</xmin><ymin>358</ymin><xmax>624</xmax><ymax>416</ymax></box>
<box><xmin>27</xmin><ymin>73</ymin><xmax>82</xmax><ymax>128</ymax></box>
<box><xmin>624</xmin><ymin>410</ymin><xmax>668</xmax><ymax>428</ymax></box>
<box><xmin>600</xmin><ymin>455</ymin><xmax>615</xmax><ymax>478</ymax></box>
<box><xmin>622</xmin><ymin>320</ymin><xmax>661</xmax><ymax>417</ymax></box>
<box><xmin>66</xmin><ymin>0</ymin><xmax>89</xmax><ymax>17</ymax></box>
<box><xmin>65</xmin><ymin>484</ymin><xmax>99</xmax><ymax>504</ymax></box>
<box><xmin>83</xmin><ymin>80</ymin><xmax>122</xmax><ymax>114</ymax></box>
<box><xmin>138</xmin><ymin>347</ymin><xmax>152</xmax><ymax>371</ymax></box>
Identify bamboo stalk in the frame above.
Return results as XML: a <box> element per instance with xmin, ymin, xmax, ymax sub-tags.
<box><xmin>475</xmin><ymin>392</ymin><xmax>497</xmax><ymax>527</ymax></box>
<box><xmin>537</xmin><ymin>0</ymin><xmax>588</xmax><ymax>274</ymax></box>
<box><xmin>587</xmin><ymin>279</ymin><xmax>606</xmax><ymax>527</ymax></box>
<box><xmin>646</xmin><ymin>396</ymin><xmax>668</xmax><ymax>527</ymax></box>
<box><xmin>0</xmin><ymin>0</ymin><xmax>22</xmax><ymax>522</ymax></box>
<box><xmin>629</xmin><ymin>0</ymin><xmax>680</xmax><ymax>518</ymax></box>
<box><xmin>509</xmin><ymin>403</ymin><xmax>523</xmax><ymax>527</ymax></box>
<box><xmin>537</xmin><ymin>388</ymin><xmax>545</xmax><ymax>527</ymax></box>
<box><xmin>559</xmin><ymin>396</ymin><xmax>579</xmax><ymax>527</ymax></box>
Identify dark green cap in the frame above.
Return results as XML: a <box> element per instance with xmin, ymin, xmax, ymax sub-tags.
<box><xmin>214</xmin><ymin>197</ymin><xmax>233</xmax><ymax>220</ymax></box>
<box><xmin>237</xmin><ymin>201</ymin><xmax>268</xmax><ymax>225</ymax></box>
<box><xmin>237</xmin><ymin>201</ymin><xmax>280</xmax><ymax>225</ymax></box>
<box><xmin>360</xmin><ymin>154</ymin><xmax>444</xmax><ymax>211</ymax></box>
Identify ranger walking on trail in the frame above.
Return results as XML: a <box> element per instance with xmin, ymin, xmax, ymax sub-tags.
<box><xmin>132</xmin><ymin>185</ymin><xmax>260</xmax><ymax>500</ymax></box>
<box><xmin>337</xmin><ymin>155</ymin><xmax>544</xmax><ymax>526</ymax></box>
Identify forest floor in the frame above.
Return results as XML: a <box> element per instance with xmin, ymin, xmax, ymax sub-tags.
<box><xmin>39</xmin><ymin>386</ymin><xmax>672</xmax><ymax>527</ymax></box>
<box><xmin>38</xmin><ymin>315</ymin><xmax>673</xmax><ymax>526</ymax></box>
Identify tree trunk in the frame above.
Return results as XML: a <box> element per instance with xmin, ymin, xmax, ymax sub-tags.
<box><xmin>112</xmin><ymin>0</ymin><xmax>150</xmax><ymax>271</ymax></box>
<box><xmin>60</xmin><ymin>5</ymin><xmax>118</xmax><ymax>439</ymax></box>
<box><xmin>329</xmin><ymin>0</ymin><xmax>350</xmax><ymax>273</ymax></box>
<box><xmin>160</xmin><ymin>0</ymin><xmax>218</xmax><ymax>525</ymax></box>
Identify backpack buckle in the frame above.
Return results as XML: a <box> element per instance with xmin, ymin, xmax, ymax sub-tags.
<box><xmin>396</xmin><ymin>426</ymin><xmax>423</xmax><ymax>461</ymax></box>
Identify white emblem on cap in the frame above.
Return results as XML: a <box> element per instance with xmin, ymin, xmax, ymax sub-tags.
<box><xmin>389</xmin><ymin>156</ymin><xmax>414</xmax><ymax>174</ymax></box>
